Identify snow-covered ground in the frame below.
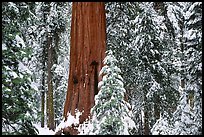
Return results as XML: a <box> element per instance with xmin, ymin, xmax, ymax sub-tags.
<box><xmin>33</xmin><ymin>111</ymin><xmax>82</xmax><ymax>135</ymax></box>
<box><xmin>34</xmin><ymin>124</ymin><xmax>55</xmax><ymax>135</ymax></box>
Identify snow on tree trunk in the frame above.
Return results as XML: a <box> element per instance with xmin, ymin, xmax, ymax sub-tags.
<box><xmin>63</xmin><ymin>2</ymin><xmax>106</xmax><ymax>134</ymax></box>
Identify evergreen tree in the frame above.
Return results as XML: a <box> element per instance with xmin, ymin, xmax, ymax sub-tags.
<box><xmin>184</xmin><ymin>3</ymin><xmax>202</xmax><ymax>134</ymax></box>
<box><xmin>171</xmin><ymin>91</ymin><xmax>195</xmax><ymax>135</ymax></box>
<box><xmin>105</xmin><ymin>2</ymin><xmax>140</xmax><ymax>94</ymax></box>
<box><xmin>166</xmin><ymin>2</ymin><xmax>202</xmax><ymax>135</ymax></box>
<box><xmin>151</xmin><ymin>2</ymin><xmax>202</xmax><ymax>135</ymax></box>
<box><xmin>50</xmin><ymin>2</ymin><xmax>72</xmax><ymax>126</ymax></box>
<box><xmin>87</xmin><ymin>50</ymin><xmax>135</xmax><ymax>135</ymax></box>
<box><xmin>151</xmin><ymin>90</ymin><xmax>194</xmax><ymax>135</ymax></box>
<box><xmin>2</xmin><ymin>2</ymin><xmax>201</xmax><ymax>135</ymax></box>
<box><xmin>151</xmin><ymin>114</ymin><xmax>172</xmax><ymax>135</ymax></box>
<box><xmin>2</xmin><ymin>2</ymin><xmax>38</xmax><ymax>135</ymax></box>
<box><xmin>105</xmin><ymin>2</ymin><xmax>144</xmax><ymax>134</ymax></box>
<box><xmin>130</xmin><ymin>2</ymin><xmax>180</xmax><ymax>134</ymax></box>
<box><xmin>30</xmin><ymin>2</ymin><xmax>71</xmax><ymax>128</ymax></box>
<box><xmin>105</xmin><ymin>2</ymin><xmax>181</xmax><ymax>134</ymax></box>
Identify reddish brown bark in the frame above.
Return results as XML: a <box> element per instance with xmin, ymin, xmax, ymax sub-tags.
<box><xmin>63</xmin><ymin>2</ymin><xmax>106</xmax><ymax>133</ymax></box>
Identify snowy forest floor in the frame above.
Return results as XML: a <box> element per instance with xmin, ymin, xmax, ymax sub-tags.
<box><xmin>34</xmin><ymin>124</ymin><xmax>55</xmax><ymax>135</ymax></box>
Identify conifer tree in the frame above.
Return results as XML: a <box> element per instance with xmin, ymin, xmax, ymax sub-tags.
<box><xmin>151</xmin><ymin>2</ymin><xmax>202</xmax><ymax>135</ymax></box>
<box><xmin>31</xmin><ymin>2</ymin><xmax>71</xmax><ymax>129</ymax></box>
<box><xmin>131</xmin><ymin>3</ymin><xmax>181</xmax><ymax>134</ymax></box>
<box><xmin>184</xmin><ymin>3</ymin><xmax>202</xmax><ymax>134</ymax></box>
<box><xmin>105</xmin><ymin>3</ymin><xmax>181</xmax><ymax>134</ymax></box>
<box><xmin>171</xmin><ymin>91</ymin><xmax>195</xmax><ymax>135</ymax></box>
<box><xmin>2</xmin><ymin>2</ymin><xmax>38</xmax><ymax>135</ymax></box>
<box><xmin>87</xmin><ymin>50</ymin><xmax>135</xmax><ymax>135</ymax></box>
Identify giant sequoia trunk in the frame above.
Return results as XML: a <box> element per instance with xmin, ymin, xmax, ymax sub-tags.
<box><xmin>63</xmin><ymin>2</ymin><xmax>106</xmax><ymax>133</ymax></box>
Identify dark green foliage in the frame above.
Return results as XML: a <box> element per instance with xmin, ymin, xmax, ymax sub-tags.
<box><xmin>2</xmin><ymin>2</ymin><xmax>38</xmax><ymax>135</ymax></box>
<box><xmin>184</xmin><ymin>2</ymin><xmax>202</xmax><ymax>134</ymax></box>
<box><xmin>105</xmin><ymin>2</ymin><xmax>184</xmax><ymax>135</ymax></box>
<box><xmin>89</xmin><ymin>50</ymin><xmax>135</xmax><ymax>135</ymax></box>
<box><xmin>29</xmin><ymin>2</ymin><xmax>71</xmax><ymax>127</ymax></box>
<box><xmin>151</xmin><ymin>2</ymin><xmax>202</xmax><ymax>135</ymax></box>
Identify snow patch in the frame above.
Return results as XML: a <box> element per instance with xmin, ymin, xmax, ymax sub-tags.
<box><xmin>31</xmin><ymin>82</ymin><xmax>39</xmax><ymax>91</ymax></box>
<box><xmin>9</xmin><ymin>71</ymin><xmax>18</xmax><ymax>79</ymax></box>
<box><xmin>15</xmin><ymin>35</ymin><xmax>26</xmax><ymax>48</ymax></box>
<box><xmin>18</xmin><ymin>61</ymin><xmax>32</xmax><ymax>75</ymax></box>
<box><xmin>34</xmin><ymin>124</ymin><xmax>55</xmax><ymax>135</ymax></box>
<box><xmin>55</xmin><ymin>110</ymin><xmax>82</xmax><ymax>133</ymax></box>
<box><xmin>2</xmin><ymin>43</ymin><xmax>7</xmax><ymax>50</ymax></box>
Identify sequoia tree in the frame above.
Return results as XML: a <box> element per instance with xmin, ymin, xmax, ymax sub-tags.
<box><xmin>62</xmin><ymin>2</ymin><xmax>106</xmax><ymax>134</ymax></box>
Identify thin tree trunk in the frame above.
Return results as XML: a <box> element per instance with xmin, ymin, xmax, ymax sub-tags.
<box><xmin>144</xmin><ymin>90</ymin><xmax>150</xmax><ymax>135</ymax></box>
<box><xmin>153</xmin><ymin>94</ymin><xmax>160</xmax><ymax>121</ymax></box>
<box><xmin>41</xmin><ymin>47</ymin><xmax>46</xmax><ymax>128</ymax></box>
<box><xmin>47</xmin><ymin>32</ymin><xmax>55</xmax><ymax>131</ymax></box>
<box><xmin>41</xmin><ymin>91</ymin><xmax>45</xmax><ymax>127</ymax></box>
<box><xmin>46</xmin><ymin>88</ymin><xmax>49</xmax><ymax>128</ymax></box>
<box><xmin>63</xmin><ymin>2</ymin><xmax>106</xmax><ymax>134</ymax></box>
<box><xmin>144</xmin><ymin>109</ymin><xmax>150</xmax><ymax>135</ymax></box>
<box><xmin>188</xmin><ymin>91</ymin><xmax>194</xmax><ymax>110</ymax></box>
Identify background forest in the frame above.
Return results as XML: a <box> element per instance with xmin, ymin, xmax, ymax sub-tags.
<box><xmin>2</xmin><ymin>2</ymin><xmax>202</xmax><ymax>135</ymax></box>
